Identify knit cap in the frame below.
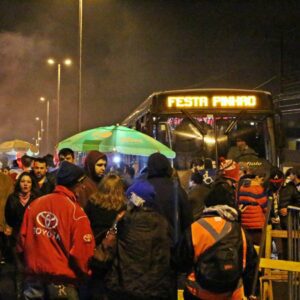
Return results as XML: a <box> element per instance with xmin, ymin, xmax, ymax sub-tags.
<box><xmin>220</xmin><ymin>159</ymin><xmax>240</xmax><ymax>182</ymax></box>
<box><xmin>57</xmin><ymin>161</ymin><xmax>85</xmax><ymax>187</ymax></box>
<box><xmin>126</xmin><ymin>180</ymin><xmax>156</xmax><ymax>207</ymax></box>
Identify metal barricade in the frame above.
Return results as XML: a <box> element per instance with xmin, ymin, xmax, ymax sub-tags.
<box><xmin>288</xmin><ymin>206</ymin><xmax>300</xmax><ymax>300</ymax></box>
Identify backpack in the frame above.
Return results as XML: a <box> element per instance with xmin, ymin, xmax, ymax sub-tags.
<box><xmin>194</xmin><ymin>218</ymin><xmax>244</xmax><ymax>293</ymax></box>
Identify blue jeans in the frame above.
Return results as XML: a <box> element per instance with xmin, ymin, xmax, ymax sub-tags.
<box><xmin>23</xmin><ymin>278</ymin><xmax>79</xmax><ymax>300</ymax></box>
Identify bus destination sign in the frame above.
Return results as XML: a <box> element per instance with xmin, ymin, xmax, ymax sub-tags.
<box><xmin>167</xmin><ymin>95</ymin><xmax>257</xmax><ymax>109</ymax></box>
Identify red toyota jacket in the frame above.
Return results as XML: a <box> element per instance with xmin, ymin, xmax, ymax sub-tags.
<box><xmin>18</xmin><ymin>185</ymin><xmax>95</xmax><ymax>284</ymax></box>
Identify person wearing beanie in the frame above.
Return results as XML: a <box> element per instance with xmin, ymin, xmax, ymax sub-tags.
<box><xmin>146</xmin><ymin>153</ymin><xmax>193</xmax><ymax>243</ymax></box>
<box><xmin>105</xmin><ymin>180</ymin><xmax>173</xmax><ymax>300</ymax></box>
<box><xmin>17</xmin><ymin>161</ymin><xmax>95</xmax><ymax>299</ymax></box>
<box><xmin>126</xmin><ymin>180</ymin><xmax>157</xmax><ymax>209</ymax></box>
<box><xmin>219</xmin><ymin>158</ymin><xmax>241</xmax><ymax>183</ymax></box>
<box><xmin>84</xmin><ymin>150</ymin><xmax>108</xmax><ymax>186</ymax></box>
<box><xmin>174</xmin><ymin>183</ymin><xmax>258</xmax><ymax>300</ymax></box>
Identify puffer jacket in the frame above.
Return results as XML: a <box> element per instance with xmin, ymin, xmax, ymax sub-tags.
<box><xmin>238</xmin><ymin>179</ymin><xmax>267</xmax><ymax>229</ymax></box>
<box><xmin>105</xmin><ymin>206</ymin><xmax>173</xmax><ymax>299</ymax></box>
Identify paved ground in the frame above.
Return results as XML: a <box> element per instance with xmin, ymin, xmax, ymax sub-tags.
<box><xmin>0</xmin><ymin>261</ymin><xmax>289</xmax><ymax>300</ymax></box>
<box><xmin>0</xmin><ymin>261</ymin><xmax>16</xmax><ymax>299</ymax></box>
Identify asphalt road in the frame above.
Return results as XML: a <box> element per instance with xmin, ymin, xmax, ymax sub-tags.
<box><xmin>0</xmin><ymin>260</ymin><xmax>289</xmax><ymax>300</ymax></box>
<box><xmin>0</xmin><ymin>261</ymin><xmax>16</xmax><ymax>299</ymax></box>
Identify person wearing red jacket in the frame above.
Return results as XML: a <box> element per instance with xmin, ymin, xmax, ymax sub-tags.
<box><xmin>18</xmin><ymin>161</ymin><xmax>95</xmax><ymax>300</ymax></box>
<box><xmin>238</xmin><ymin>172</ymin><xmax>267</xmax><ymax>246</ymax></box>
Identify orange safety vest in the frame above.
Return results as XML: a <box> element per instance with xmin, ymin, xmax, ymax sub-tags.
<box><xmin>186</xmin><ymin>216</ymin><xmax>247</xmax><ymax>300</ymax></box>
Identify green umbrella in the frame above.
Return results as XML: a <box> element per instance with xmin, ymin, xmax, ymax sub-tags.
<box><xmin>58</xmin><ymin>125</ymin><xmax>176</xmax><ymax>159</ymax></box>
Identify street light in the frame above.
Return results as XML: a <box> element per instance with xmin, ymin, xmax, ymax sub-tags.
<box><xmin>35</xmin><ymin>117</ymin><xmax>44</xmax><ymax>139</ymax></box>
<box><xmin>47</xmin><ymin>58</ymin><xmax>72</xmax><ymax>143</ymax></box>
<box><xmin>34</xmin><ymin>117</ymin><xmax>43</xmax><ymax>152</ymax></box>
<box><xmin>40</xmin><ymin>97</ymin><xmax>50</xmax><ymax>153</ymax></box>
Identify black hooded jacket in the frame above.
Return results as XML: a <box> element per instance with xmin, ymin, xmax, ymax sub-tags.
<box><xmin>146</xmin><ymin>153</ymin><xmax>193</xmax><ymax>243</ymax></box>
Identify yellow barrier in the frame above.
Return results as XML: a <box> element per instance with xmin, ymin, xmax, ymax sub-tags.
<box><xmin>259</xmin><ymin>225</ymin><xmax>300</xmax><ymax>300</ymax></box>
<box><xmin>178</xmin><ymin>289</ymin><xmax>184</xmax><ymax>300</ymax></box>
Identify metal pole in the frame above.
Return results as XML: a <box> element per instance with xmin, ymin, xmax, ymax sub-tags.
<box><xmin>46</xmin><ymin>100</ymin><xmax>50</xmax><ymax>153</ymax></box>
<box><xmin>78</xmin><ymin>0</ymin><xmax>83</xmax><ymax>132</ymax></box>
<box><xmin>40</xmin><ymin>120</ymin><xmax>44</xmax><ymax>138</ymax></box>
<box><xmin>57</xmin><ymin>63</ymin><xmax>61</xmax><ymax>143</ymax></box>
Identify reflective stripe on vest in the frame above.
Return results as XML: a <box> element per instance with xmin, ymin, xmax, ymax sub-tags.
<box><xmin>196</xmin><ymin>218</ymin><xmax>232</xmax><ymax>242</ymax></box>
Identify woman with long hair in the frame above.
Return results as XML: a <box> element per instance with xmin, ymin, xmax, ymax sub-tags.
<box><xmin>5</xmin><ymin>172</ymin><xmax>40</xmax><ymax>236</ymax></box>
<box><xmin>5</xmin><ymin>171</ymin><xmax>40</xmax><ymax>300</ymax></box>
<box><xmin>85</xmin><ymin>172</ymin><xmax>126</xmax><ymax>300</ymax></box>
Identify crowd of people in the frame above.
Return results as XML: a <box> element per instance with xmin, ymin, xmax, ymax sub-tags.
<box><xmin>0</xmin><ymin>147</ymin><xmax>299</xmax><ymax>300</ymax></box>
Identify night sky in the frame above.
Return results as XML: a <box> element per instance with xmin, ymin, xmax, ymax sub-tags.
<box><xmin>0</xmin><ymin>0</ymin><xmax>299</xmax><ymax>153</ymax></box>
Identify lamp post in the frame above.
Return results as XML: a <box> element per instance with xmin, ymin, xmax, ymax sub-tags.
<box><xmin>47</xmin><ymin>58</ymin><xmax>72</xmax><ymax>144</ymax></box>
<box><xmin>40</xmin><ymin>97</ymin><xmax>50</xmax><ymax>153</ymax></box>
<box><xmin>79</xmin><ymin>0</ymin><xmax>83</xmax><ymax>132</ymax></box>
<box><xmin>35</xmin><ymin>117</ymin><xmax>43</xmax><ymax>152</ymax></box>
<box><xmin>35</xmin><ymin>117</ymin><xmax>44</xmax><ymax>138</ymax></box>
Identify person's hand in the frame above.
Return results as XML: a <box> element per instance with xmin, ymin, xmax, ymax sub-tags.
<box><xmin>271</xmin><ymin>217</ymin><xmax>280</xmax><ymax>224</ymax></box>
<box><xmin>4</xmin><ymin>226</ymin><xmax>12</xmax><ymax>236</ymax></box>
<box><xmin>248</xmin><ymin>295</ymin><xmax>258</xmax><ymax>300</ymax></box>
<box><xmin>239</xmin><ymin>204</ymin><xmax>247</xmax><ymax>212</ymax></box>
<box><xmin>280</xmin><ymin>208</ymin><xmax>288</xmax><ymax>216</ymax></box>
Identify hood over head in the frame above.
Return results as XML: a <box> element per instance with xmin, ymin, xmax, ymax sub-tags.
<box><xmin>147</xmin><ymin>153</ymin><xmax>172</xmax><ymax>178</ymax></box>
<box><xmin>84</xmin><ymin>150</ymin><xmax>107</xmax><ymax>184</ymax></box>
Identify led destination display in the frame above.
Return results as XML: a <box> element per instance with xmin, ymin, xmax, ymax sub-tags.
<box><xmin>167</xmin><ymin>95</ymin><xmax>257</xmax><ymax>108</ymax></box>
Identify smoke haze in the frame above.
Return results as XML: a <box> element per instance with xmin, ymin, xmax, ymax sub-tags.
<box><xmin>0</xmin><ymin>0</ymin><xmax>299</xmax><ymax>153</ymax></box>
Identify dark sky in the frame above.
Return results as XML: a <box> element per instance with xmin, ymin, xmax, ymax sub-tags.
<box><xmin>0</xmin><ymin>0</ymin><xmax>299</xmax><ymax>153</ymax></box>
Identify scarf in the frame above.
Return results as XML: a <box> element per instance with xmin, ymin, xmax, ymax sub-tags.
<box><xmin>203</xmin><ymin>205</ymin><xmax>239</xmax><ymax>221</ymax></box>
<box><xmin>19</xmin><ymin>192</ymin><xmax>30</xmax><ymax>207</ymax></box>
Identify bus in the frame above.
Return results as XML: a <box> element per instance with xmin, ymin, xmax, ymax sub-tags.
<box><xmin>122</xmin><ymin>88</ymin><xmax>281</xmax><ymax>173</ymax></box>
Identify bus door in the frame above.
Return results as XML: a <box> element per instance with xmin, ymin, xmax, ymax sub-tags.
<box><xmin>156</xmin><ymin>121</ymin><xmax>173</xmax><ymax>150</ymax></box>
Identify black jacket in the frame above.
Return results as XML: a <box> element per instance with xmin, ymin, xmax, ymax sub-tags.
<box><xmin>147</xmin><ymin>176</ymin><xmax>192</xmax><ymax>241</ymax></box>
<box><xmin>188</xmin><ymin>184</ymin><xmax>210</xmax><ymax>221</ymax></box>
<box><xmin>279</xmin><ymin>182</ymin><xmax>300</xmax><ymax>229</ymax></box>
<box><xmin>30</xmin><ymin>172</ymin><xmax>56</xmax><ymax>196</ymax></box>
<box><xmin>5</xmin><ymin>192</ymin><xmax>39</xmax><ymax>236</ymax></box>
<box><xmin>105</xmin><ymin>207</ymin><xmax>173</xmax><ymax>299</ymax></box>
<box><xmin>279</xmin><ymin>182</ymin><xmax>300</xmax><ymax>210</ymax></box>
<box><xmin>85</xmin><ymin>200</ymin><xmax>120</xmax><ymax>245</ymax></box>
<box><xmin>146</xmin><ymin>153</ymin><xmax>193</xmax><ymax>243</ymax></box>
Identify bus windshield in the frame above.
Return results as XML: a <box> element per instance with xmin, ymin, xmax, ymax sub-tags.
<box><xmin>156</xmin><ymin>113</ymin><xmax>273</xmax><ymax>171</ymax></box>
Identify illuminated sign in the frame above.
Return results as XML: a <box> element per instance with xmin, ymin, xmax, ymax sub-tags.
<box><xmin>167</xmin><ymin>95</ymin><xmax>257</xmax><ymax>108</ymax></box>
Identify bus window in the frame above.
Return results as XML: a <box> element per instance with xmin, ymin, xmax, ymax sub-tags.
<box><xmin>165</xmin><ymin>117</ymin><xmax>216</xmax><ymax>170</ymax></box>
<box><xmin>156</xmin><ymin>122</ymin><xmax>172</xmax><ymax>149</ymax></box>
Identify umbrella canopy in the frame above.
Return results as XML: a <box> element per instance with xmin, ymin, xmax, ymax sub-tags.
<box><xmin>0</xmin><ymin>139</ymin><xmax>39</xmax><ymax>154</ymax></box>
<box><xmin>58</xmin><ymin>125</ymin><xmax>176</xmax><ymax>159</ymax></box>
